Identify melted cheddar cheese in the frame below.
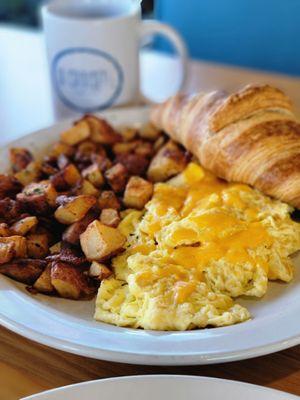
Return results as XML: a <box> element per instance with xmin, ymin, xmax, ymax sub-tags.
<box><xmin>95</xmin><ymin>163</ymin><xmax>300</xmax><ymax>330</ymax></box>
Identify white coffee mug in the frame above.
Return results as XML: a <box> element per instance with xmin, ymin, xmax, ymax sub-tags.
<box><xmin>41</xmin><ymin>0</ymin><xmax>188</xmax><ymax>119</ymax></box>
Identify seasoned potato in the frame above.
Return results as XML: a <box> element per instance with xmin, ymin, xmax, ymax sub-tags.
<box><xmin>27</xmin><ymin>233</ymin><xmax>49</xmax><ymax>258</ymax></box>
<box><xmin>0</xmin><ymin>198</ymin><xmax>22</xmax><ymax>220</ymax></box>
<box><xmin>89</xmin><ymin>261</ymin><xmax>112</xmax><ymax>280</ymax></box>
<box><xmin>80</xmin><ymin>220</ymin><xmax>126</xmax><ymax>261</ymax></box>
<box><xmin>77</xmin><ymin>140</ymin><xmax>97</xmax><ymax>155</ymax></box>
<box><xmin>0</xmin><ymin>236</ymin><xmax>27</xmax><ymax>258</ymax></box>
<box><xmin>84</xmin><ymin>115</ymin><xmax>122</xmax><ymax>144</ymax></box>
<box><xmin>0</xmin><ymin>259</ymin><xmax>46</xmax><ymax>284</ymax></box>
<box><xmin>105</xmin><ymin>163</ymin><xmax>128</xmax><ymax>193</ymax></box>
<box><xmin>98</xmin><ymin>190</ymin><xmax>121</xmax><ymax>210</ymax></box>
<box><xmin>17</xmin><ymin>180</ymin><xmax>57</xmax><ymax>214</ymax></box>
<box><xmin>112</xmin><ymin>141</ymin><xmax>138</xmax><ymax>155</ymax></box>
<box><xmin>50</xmin><ymin>164</ymin><xmax>81</xmax><ymax>190</ymax></box>
<box><xmin>51</xmin><ymin>262</ymin><xmax>96</xmax><ymax>299</ymax></box>
<box><xmin>115</xmin><ymin>153</ymin><xmax>149</xmax><ymax>175</ymax></box>
<box><xmin>123</xmin><ymin>176</ymin><xmax>153</xmax><ymax>209</ymax></box>
<box><xmin>55</xmin><ymin>195</ymin><xmax>97</xmax><ymax>224</ymax></box>
<box><xmin>82</xmin><ymin>164</ymin><xmax>104</xmax><ymax>188</ymax></box>
<box><xmin>46</xmin><ymin>243</ymin><xmax>87</xmax><ymax>266</ymax></box>
<box><xmin>77</xmin><ymin>180</ymin><xmax>99</xmax><ymax>196</ymax></box>
<box><xmin>135</xmin><ymin>141</ymin><xmax>154</xmax><ymax>158</ymax></box>
<box><xmin>61</xmin><ymin>120</ymin><xmax>90</xmax><ymax>145</ymax></box>
<box><xmin>10</xmin><ymin>216</ymin><xmax>38</xmax><ymax>236</ymax></box>
<box><xmin>0</xmin><ymin>242</ymin><xmax>14</xmax><ymax>265</ymax></box>
<box><xmin>41</xmin><ymin>158</ymin><xmax>59</xmax><ymax>176</ymax></box>
<box><xmin>14</xmin><ymin>161</ymin><xmax>41</xmax><ymax>186</ymax></box>
<box><xmin>100</xmin><ymin>208</ymin><xmax>120</xmax><ymax>228</ymax></box>
<box><xmin>23</xmin><ymin>181</ymin><xmax>57</xmax><ymax>207</ymax></box>
<box><xmin>139</xmin><ymin>122</ymin><xmax>161</xmax><ymax>141</ymax></box>
<box><xmin>10</xmin><ymin>148</ymin><xmax>33</xmax><ymax>172</ymax></box>
<box><xmin>0</xmin><ymin>223</ymin><xmax>11</xmax><ymax>237</ymax></box>
<box><xmin>33</xmin><ymin>264</ymin><xmax>54</xmax><ymax>294</ymax></box>
<box><xmin>63</xmin><ymin>211</ymin><xmax>98</xmax><ymax>244</ymax></box>
<box><xmin>49</xmin><ymin>241</ymin><xmax>62</xmax><ymax>254</ymax></box>
<box><xmin>147</xmin><ymin>140</ymin><xmax>188</xmax><ymax>182</ymax></box>
<box><xmin>119</xmin><ymin>126</ymin><xmax>138</xmax><ymax>141</ymax></box>
<box><xmin>0</xmin><ymin>174</ymin><xmax>22</xmax><ymax>199</ymax></box>
<box><xmin>50</xmin><ymin>141</ymin><xmax>75</xmax><ymax>157</ymax></box>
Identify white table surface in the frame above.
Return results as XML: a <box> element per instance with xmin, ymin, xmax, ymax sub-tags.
<box><xmin>1</xmin><ymin>24</ymin><xmax>300</xmax><ymax>145</ymax></box>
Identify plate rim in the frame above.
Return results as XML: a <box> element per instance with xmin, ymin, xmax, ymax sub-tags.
<box><xmin>1</xmin><ymin>105</ymin><xmax>300</xmax><ymax>366</ymax></box>
<box><xmin>22</xmin><ymin>374</ymin><xmax>299</xmax><ymax>399</ymax></box>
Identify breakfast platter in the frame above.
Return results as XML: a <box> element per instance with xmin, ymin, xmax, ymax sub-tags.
<box><xmin>0</xmin><ymin>85</ymin><xmax>299</xmax><ymax>368</ymax></box>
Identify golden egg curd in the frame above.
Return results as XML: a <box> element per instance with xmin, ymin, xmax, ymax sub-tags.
<box><xmin>95</xmin><ymin>163</ymin><xmax>300</xmax><ymax>330</ymax></box>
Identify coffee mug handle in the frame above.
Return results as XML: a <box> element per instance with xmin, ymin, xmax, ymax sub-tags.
<box><xmin>139</xmin><ymin>20</ymin><xmax>188</xmax><ymax>103</ymax></box>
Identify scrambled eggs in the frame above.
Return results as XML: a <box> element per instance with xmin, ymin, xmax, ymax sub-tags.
<box><xmin>95</xmin><ymin>163</ymin><xmax>300</xmax><ymax>330</ymax></box>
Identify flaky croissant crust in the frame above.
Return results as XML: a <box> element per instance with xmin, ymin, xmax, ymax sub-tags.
<box><xmin>150</xmin><ymin>84</ymin><xmax>300</xmax><ymax>208</ymax></box>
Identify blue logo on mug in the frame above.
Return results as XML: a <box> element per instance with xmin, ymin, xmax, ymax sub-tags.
<box><xmin>52</xmin><ymin>47</ymin><xmax>124</xmax><ymax>112</ymax></box>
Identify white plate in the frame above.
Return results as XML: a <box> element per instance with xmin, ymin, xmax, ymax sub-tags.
<box><xmin>23</xmin><ymin>375</ymin><xmax>299</xmax><ymax>400</ymax></box>
<box><xmin>1</xmin><ymin>106</ymin><xmax>300</xmax><ymax>366</ymax></box>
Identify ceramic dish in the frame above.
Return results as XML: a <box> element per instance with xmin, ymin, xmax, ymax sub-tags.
<box><xmin>23</xmin><ymin>375</ymin><xmax>299</xmax><ymax>399</ymax></box>
<box><xmin>1</xmin><ymin>106</ymin><xmax>300</xmax><ymax>365</ymax></box>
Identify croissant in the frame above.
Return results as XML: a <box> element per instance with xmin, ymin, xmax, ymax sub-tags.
<box><xmin>150</xmin><ymin>84</ymin><xmax>300</xmax><ymax>208</ymax></box>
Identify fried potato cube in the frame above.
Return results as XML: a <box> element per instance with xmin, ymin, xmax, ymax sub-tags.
<box><xmin>63</xmin><ymin>211</ymin><xmax>97</xmax><ymax>245</ymax></box>
<box><xmin>49</xmin><ymin>241</ymin><xmax>62</xmax><ymax>254</ymax></box>
<box><xmin>84</xmin><ymin>115</ymin><xmax>122</xmax><ymax>144</ymax></box>
<box><xmin>89</xmin><ymin>261</ymin><xmax>112</xmax><ymax>280</ymax></box>
<box><xmin>77</xmin><ymin>180</ymin><xmax>99</xmax><ymax>196</ymax></box>
<box><xmin>139</xmin><ymin>122</ymin><xmax>161</xmax><ymax>141</ymax></box>
<box><xmin>27</xmin><ymin>233</ymin><xmax>49</xmax><ymax>258</ymax></box>
<box><xmin>123</xmin><ymin>176</ymin><xmax>153</xmax><ymax>210</ymax></box>
<box><xmin>0</xmin><ymin>242</ymin><xmax>14</xmax><ymax>265</ymax></box>
<box><xmin>17</xmin><ymin>180</ymin><xmax>57</xmax><ymax>214</ymax></box>
<box><xmin>0</xmin><ymin>174</ymin><xmax>22</xmax><ymax>199</ymax></box>
<box><xmin>115</xmin><ymin>153</ymin><xmax>149</xmax><ymax>175</ymax></box>
<box><xmin>77</xmin><ymin>140</ymin><xmax>97</xmax><ymax>155</ymax></box>
<box><xmin>112</xmin><ymin>141</ymin><xmax>138</xmax><ymax>155</ymax></box>
<box><xmin>82</xmin><ymin>164</ymin><xmax>104</xmax><ymax>188</ymax></box>
<box><xmin>41</xmin><ymin>159</ymin><xmax>59</xmax><ymax>176</ymax></box>
<box><xmin>10</xmin><ymin>216</ymin><xmax>38</xmax><ymax>236</ymax></box>
<box><xmin>80</xmin><ymin>220</ymin><xmax>126</xmax><ymax>261</ymax></box>
<box><xmin>51</xmin><ymin>262</ymin><xmax>96</xmax><ymax>299</ymax></box>
<box><xmin>0</xmin><ymin>223</ymin><xmax>11</xmax><ymax>237</ymax></box>
<box><xmin>100</xmin><ymin>208</ymin><xmax>120</xmax><ymax>228</ymax></box>
<box><xmin>147</xmin><ymin>140</ymin><xmax>188</xmax><ymax>182</ymax></box>
<box><xmin>10</xmin><ymin>148</ymin><xmax>33</xmax><ymax>172</ymax></box>
<box><xmin>50</xmin><ymin>141</ymin><xmax>75</xmax><ymax>157</ymax></box>
<box><xmin>0</xmin><ymin>198</ymin><xmax>22</xmax><ymax>221</ymax></box>
<box><xmin>98</xmin><ymin>190</ymin><xmax>121</xmax><ymax>210</ymax></box>
<box><xmin>135</xmin><ymin>141</ymin><xmax>154</xmax><ymax>157</ymax></box>
<box><xmin>105</xmin><ymin>163</ymin><xmax>128</xmax><ymax>193</ymax></box>
<box><xmin>33</xmin><ymin>264</ymin><xmax>54</xmax><ymax>294</ymax></box>
<box><xmin>0</xmin><ymin>236</ymin><xmax>27</xmax><ymax>258</ymax></box>
<box><xmin>14</xmin><ymin>161</ymin><xmax>41</xmax><ymax>186</ymax></box>
<box><xmin>55</xmin><ymin>195</ymin><xmax>97</xmax><ymax>224</ymax></box>
<box><xmin>50</xmin><ymin>164</ymin><xmax>81</xmax><ymax>190</ymax></box>
<box><xmin>0</xmin><ymin>259</ymin><xmax>46</xmax><ymax>284</ymax></box>
<box><xmin>119</xmin><ymin>126</ymin><xmax>138</xmax><ymax>141</ymax></box>
<box><xmin>61</xmin><ymin>120</ymin><xmax>90</xmax><ymax>145</ymax></box>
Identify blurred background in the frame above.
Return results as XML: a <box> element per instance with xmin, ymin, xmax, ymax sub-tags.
<box><xmin>1</xmin><ymin>0</ymin><xmax>299</xmax><ymax>76</ymax></box>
